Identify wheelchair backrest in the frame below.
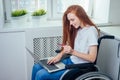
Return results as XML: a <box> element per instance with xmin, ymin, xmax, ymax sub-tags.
<box><xmin>94</xmin><ymin>35</ymin><xmax>115</xmax><ymax>64</ymax></box>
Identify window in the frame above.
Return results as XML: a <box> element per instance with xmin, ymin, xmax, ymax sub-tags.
<box><xmin>48</xmin><ymin>0</ymin><xmax>94</xmax><ymax>20</ymax></box>
<box><xmin>11</xmin><ymin>0</ymin><xmax>92</xmax><ymax>19</ymax></box>
<box><xmin>1</xmin><ymin>0</ymin><xmax>114</xmax><ymax>29</ymax></box>
<box><xmin>3</xmin><ymin>0</ymin><xmax>93</xmax><ymax>22</ymax></box>
<box><xmin>11</xmin><ymin>0</ymin><xmax>47</xmax><ymax>12</ymax></box>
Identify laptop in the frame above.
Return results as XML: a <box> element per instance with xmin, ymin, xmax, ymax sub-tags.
<box><xmin>26</xmin><ymin>47</ymin><xmax>65</xmax><ymax>73</ymax></box>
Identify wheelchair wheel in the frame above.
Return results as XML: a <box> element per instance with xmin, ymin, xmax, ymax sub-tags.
<box><xmin>75</xmin><ymin>72</ymin><xmax>112</xmax><ymax>80</ymax></box>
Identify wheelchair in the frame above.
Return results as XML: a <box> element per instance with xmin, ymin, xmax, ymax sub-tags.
<box><xmin>55</xmin><ymin>35</ymin><xmax>114</xmax><ymax>80</ymax></box>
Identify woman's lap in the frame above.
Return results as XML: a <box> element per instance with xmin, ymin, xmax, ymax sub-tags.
<box><xmin>32</xmin><ymin>58</ymin><xmax>73</xmax><ymax>80</ymax></box>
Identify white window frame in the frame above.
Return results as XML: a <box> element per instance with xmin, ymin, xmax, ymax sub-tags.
<box><xmin>3</xmin><ymin>0</ymin><xmax>11</xmax><ymax>22</ymax></box>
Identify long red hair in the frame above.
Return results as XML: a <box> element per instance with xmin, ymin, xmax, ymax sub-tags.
<box><xmin>62</xmin><ymin>5</ymin><xmax>99</xmax><ymax>49</ymax></box>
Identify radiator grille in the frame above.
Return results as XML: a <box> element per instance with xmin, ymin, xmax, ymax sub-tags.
<box><xmin>33</xmin><ymin>36</ymin><xmax>62</xmax><ymax>62</ymax></box>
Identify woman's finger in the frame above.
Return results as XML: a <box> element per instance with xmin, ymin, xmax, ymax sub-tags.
<box><xmin>47</xmin><ymin>58</ymin><xmax>54</xmax><ymax>64</ymax></box>
<box><xmin>47</xmin><ymin>57</ymin><xmax>56</xmax><ymax>65</ymax></box>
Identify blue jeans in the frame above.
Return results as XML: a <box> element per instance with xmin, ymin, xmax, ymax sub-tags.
<box><xmin>32</xmin><ymin>58</ymin><xmax>73</xmax><ymax>80</ymax></box>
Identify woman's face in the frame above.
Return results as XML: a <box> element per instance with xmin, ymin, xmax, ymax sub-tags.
<box><xmin>67</xmin><ymin>12</ymin><xmax>81</xmax><ymax>29</ymax></box>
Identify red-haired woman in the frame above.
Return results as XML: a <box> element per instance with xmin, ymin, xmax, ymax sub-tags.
<box><xmin>32</xmin><ymin>5</ymin><xmax>99</xmax><ymax>80</ymax></box>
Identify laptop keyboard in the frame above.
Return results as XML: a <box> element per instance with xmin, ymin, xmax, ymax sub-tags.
<box><xmin>39</xmin><ymin>59</ymin><xmax>59</xmax><ymax>70</ymax></box>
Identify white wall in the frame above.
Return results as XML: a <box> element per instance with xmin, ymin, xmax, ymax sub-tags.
<box><xmin>0</xmin><ymin>32</ymin><xmax>27</xmax><ymax>80</ymax></box>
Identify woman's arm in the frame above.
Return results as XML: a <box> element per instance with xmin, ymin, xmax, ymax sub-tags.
<box><xmin>63</xmin><ymin>45</ymin><xmax>97</xmax><ymax>63</ymax></box>
<box><xmin>71</xmin><ymin>45</ymin><xmax>97</xmax><ymax>63</ymax></box>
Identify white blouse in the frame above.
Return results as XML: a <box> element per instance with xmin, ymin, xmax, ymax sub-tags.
<box><xmin>70</xmin><ymin>26</ymin><xmax>98</xmax><ymax>64</ymax></box>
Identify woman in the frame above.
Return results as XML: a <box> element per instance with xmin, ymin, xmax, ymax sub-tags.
<box><xmin>32</xmin><ymin>5</ymin><xmax>99</xmax><ymax>80</ymax></box>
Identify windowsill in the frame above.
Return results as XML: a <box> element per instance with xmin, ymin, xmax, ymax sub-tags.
<box><xmin>0</xmin><ymin>18</ymin><xmax>62</xmax><ymax>32</ymax></box>
<box><xmin>1</xmin><ymin>18</ymin><xmax>120</xmax><ymax>33</ymax></box>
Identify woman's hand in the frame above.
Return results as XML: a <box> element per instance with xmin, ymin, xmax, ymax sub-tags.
<box><xmin>63</xmin><ymin>45</ymin><xmax>73</xmax><ymax>54</ymax></box>
<box><xmin>47</xmin><ymin>53</ymin><xmax>63</xmax><ymax>65</ymax></box>
<box><xmin>47</xmin><ymin>45</ymin><xmax>73</xmax><ymax>65</ymax></box>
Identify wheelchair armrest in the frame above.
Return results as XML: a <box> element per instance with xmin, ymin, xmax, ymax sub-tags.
<box><xmin>65</xmin><ymin>63</ymin><xmax>95</xmax><ymax>69</ymax></box>
<box><xmin>55</xmin><ymin>49</ymin><xmax>62</xmax><ymax>53</ymax></box>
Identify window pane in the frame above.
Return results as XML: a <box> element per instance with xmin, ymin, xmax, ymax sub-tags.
<box><xmin>57</xmin><ymin>0</ymin><xmax>90</xmax><ymax>13</ymax></box>
<box><xmin>11</xmin><ymin>0</ymin><xmax>47</xmax><ymax>12</ymax></box>
<box><xmin>50</xmin><ymin>0</ymin><xmax>92</xmax><ymax>20</ymax></box>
